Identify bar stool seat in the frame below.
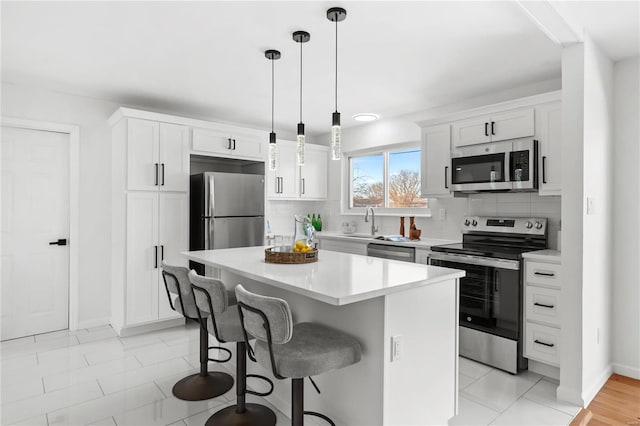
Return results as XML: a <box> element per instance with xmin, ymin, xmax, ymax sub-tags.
<box><xmin>254</xmin><ymin>322</ymin><xmax>361</xmax><ymax>379</ymax></box>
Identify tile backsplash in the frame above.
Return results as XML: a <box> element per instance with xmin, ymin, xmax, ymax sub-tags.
<box><xmin>317</xmin><ymin>193</ymin><xmax>561</xmax><ymax>249</ymax></box>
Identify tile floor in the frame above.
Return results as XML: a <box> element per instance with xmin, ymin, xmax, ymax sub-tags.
<box><xmin>1</xmin><ymin>323</ymin><xmax>581</xmax><ymax>425</ymax></box>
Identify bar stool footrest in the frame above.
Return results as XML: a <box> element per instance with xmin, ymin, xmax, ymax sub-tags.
<box><xmin>245</xmin><ymin>373</ymin><xmax>274</xmax><ymax>397</ymax></box>
<box><xmin>207</xmin><ymin>346</ymin><xmax>232</xmax><ymax>363</ymax></box>
<box><xmin>304</xmin><ymin>411</ymin><xmax>335</xmax><ymax>426</ymax></box>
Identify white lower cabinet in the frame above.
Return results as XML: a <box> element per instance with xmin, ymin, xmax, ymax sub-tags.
<box><xmin>120</xmin><ymin>192</ymin><xmax>186</xmax><ymax>332</ymax></box>
<box><xmin>415</xmin><ymin>248</ymin><xmax>431</xmax><ymax>265</ymax></box>
<box><xmin>319</xmin><ymin>239</ymin><xmax>367</xmax><ymax>256</ymax></box>
<box><xmin>523</xmin><ymin>256</ymin><xmax>561</xmax><ymax>367</ymax></box>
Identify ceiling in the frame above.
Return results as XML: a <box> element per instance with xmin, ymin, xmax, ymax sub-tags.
<box><xmin>0</xmin><ymin>2</ymin><xmax>633</xmax><ymax>136</ymax></box>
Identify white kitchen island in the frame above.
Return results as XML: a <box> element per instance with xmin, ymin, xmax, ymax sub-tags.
<box><xmin>184</xmin><ymin>246</ymin><xmax>465</xmax><ymax>426</ymax></box>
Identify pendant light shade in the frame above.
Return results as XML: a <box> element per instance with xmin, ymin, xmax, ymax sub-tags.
<box><xmin>327</xmin><ymin>7</ymin><xmax>347</xmax><ymax>161</ymax></box>
<box><xmin>265</xmin><ymin>49</ymin><xmax>281</xmax><ymax>171</ymax></box>
<box><xmin>293</xmin><ymin>30</ymin><xmax>310</xmax><ymax>166</ymax></box>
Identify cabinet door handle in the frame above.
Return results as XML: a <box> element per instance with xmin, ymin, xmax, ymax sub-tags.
<box><xmin>534</xmin><ymin>339</ymin><xmax>555</xmax><ymax>348</ymax></box>
<box><xmin>301</xmin><ymin>178</ymin><xmax>305</xmax><ymax>195</ymax></box>
<box><xmin>161</xmin><ymin>245</ymin><xmax>164</xmax><ymax>261</ymax></box>
<box><xmin>154</xmin><ymin>245</ymin><xmax>158</xmax><ymax>269</ymax></box>
<box><xmin>275</xmin><ymin>176</ymin><xmax>279</xmax><ymax>194</ymax></box>
<box><xmin>491</xmin><ymin>121</ymin><xmax>495</xmax><ymax>135</ymax></box>
<box><xmin>161</xmin><ymin>163</ymin><xmax>165</xmax><ymax>186</ymax></box>
<box><xmin>154</xmin><ymin>163</ymin><xmax>159</xmax><ymax>186</ymax></box>
<box><xmin>233</xmin><ymin>139</ymin><xmax>236</xmax><ymax>150</ymax></box>
<box><xmin>542</xmin><ymin>156</ymin><xmax>547</xmax><ymax>184</ymax></box>
<box><xmin>484</xmin><ymin>122</ymin><xmax>489</xmax><ymax>137</ymax></box>
<box><xmin>444</xmin><ymin>166</ymin><xmax>449</xmax><ymax>189</ymax></box>
<box><xmin>534</xmin><ymin>302</ymin><xmax>555</xmax><ymax>309</ymax></box>
<box><xmin>279</xmin><ymin>177</ymin><xmax>283</xmax><ymax>194</ymax></box>
<box><xmin>534</xmin><ymin>271</ymin><xmax>555</xmax><ymax>277</ymax></box>
<box><xmin>227</xmin><ymin>138</ymin><xmax>232</xmax><ymax>150</ymax></box>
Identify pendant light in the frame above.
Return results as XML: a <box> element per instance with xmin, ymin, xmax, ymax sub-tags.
<box><xmin>327</xmin><ymin>7</ymin><xmax>347</xmax><ymax>161</ymax></box>
<box><xmin>265</xmin><ymin>49</ymin><xmax>281</xmax><ymax>171</ymax></box>
<box><xmin>293</xmin><ymin>30</ymin><xmax>310</xmax><ymax>166</ymax></box>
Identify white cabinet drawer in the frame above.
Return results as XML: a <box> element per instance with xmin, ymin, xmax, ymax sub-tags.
<box><xmin>525</xmin><ymin>286</ymin><xmax>560</xmax><ymax>327</ymax></box>
<box><xmin>526</xmin><ymin>261</ymin><xmax>561</xmax><ymax>288</ymax></box>
<box><xmin>525</xmin><ymin>323</ymin><xmax>560</xmax><ymax>366</ymax></box>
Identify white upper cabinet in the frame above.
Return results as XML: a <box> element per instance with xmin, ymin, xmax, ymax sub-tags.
<box><xmin>127</xmin><ymin>119</ymin><xmax>189</xmax><ymax>192</ymax></box>
<box><xmin>300</xmin><ymin>144</ymin><xmax>328</xmax><ymax>200</ymax></box>
<box><xmin>267</xmin><ymin>141</ymin><xmax>327</xmax><ymax>201</ymax></box>
<box><xmin>421</xmin><ymin>124</ymin><xmax>452</xmax><ymax>198</ymax></box>
<box><xmin>451</xmin><ymin>115</ymin><xmax>491</xmax><ymax>147</ymax></box>
<box><xmin>159</xmin><ymin>124</ymin><xmax>190</xmax><ymax>192</ymax></box>
<box><xmin>127</xmin><ymin>119</ymin><xmax>160</xmax><ymax>191</ymax></box>
<box><xmin>452</xmin><ymin>107</ymin><xmax>534</xmax><ymax>147</ymax></box>
<box><xmin>267</xmin><ymin>140</ymin><xmax>299</xmax><ymax>199</ymax></box>
<box><xmin>490</xmin><ymin>108</ymin><xmax>535</xmax><ymax>143</ymax></box>
<box><xmin>535</xmin><ymin>102</ymin><xmax>562</xmax><ymax>196</ymax></box>
<box><xmin>192</xmin><ymin>127</ymin><xmax>264</xmax><ymax>161</ymax></box>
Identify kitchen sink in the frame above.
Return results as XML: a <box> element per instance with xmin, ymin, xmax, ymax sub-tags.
<box><xmin>342</xmin><ymin>234</ymin><xmax>374</xmax><ymax>239</ymax></box>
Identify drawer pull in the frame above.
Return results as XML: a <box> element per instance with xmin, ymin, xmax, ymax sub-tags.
<box><xmin>534</xmin><ymin>339</ymin><xmax>554</xmax><ymax>348</ymax></box>
<box><xmin>534</xmin><ymin>302</ymin><xmax>555</xmax><ymax>309</ymax></box>
<box><xmin>534</xmin><ymin>271</ymin><xmax>555</xmax><ymax>277</ymax></box>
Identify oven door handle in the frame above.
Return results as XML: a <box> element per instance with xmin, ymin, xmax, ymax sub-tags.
<box><xmin>428</xmin><ymin>252</ymin><xmax>520</xmax><ymax>270</ymax></box>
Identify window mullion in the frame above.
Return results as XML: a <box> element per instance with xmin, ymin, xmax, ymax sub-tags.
<box><xmin>384</xmin><ymin>151</ymin><xmax>389</xmax><ymax>208</ymax></box>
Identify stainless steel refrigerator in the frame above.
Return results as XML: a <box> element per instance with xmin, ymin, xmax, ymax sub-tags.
<box><xmin>190</xmin><ymin>172</ymin><xmax>264</xmax><ymax>272</ymax></box>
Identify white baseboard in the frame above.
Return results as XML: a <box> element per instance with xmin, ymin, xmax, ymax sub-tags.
<box><xmin>77</xmin><ymin>317</ymin><xmax>110</xmax><ymax>330</ymax></box>
<box><xmin>582</xmin><ymin>364</ymin><xmax>613</xmax><ymax>406</ymax></box>
<box><xmin>612</xmin><ymin>362</ymin><xmax>640</xmax><ymax>380</ymax></box>
<box><xmin>114</xmin><ymin>318</ymin><xmax>185</xmax><ymax>337</ymax></box>
<box><xmin>528</xmin><ymin>360</ymin><xmax>560</xmax><ymax>381</ymax></box>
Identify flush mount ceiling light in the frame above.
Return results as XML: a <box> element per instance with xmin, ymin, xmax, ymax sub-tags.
<box><xmin>293</xmin><ymin>30</ymin><xmax>310</xmax><ymax>166</ymax></box>
<box><xmin>265</xmin><ymin>49</ymin><xmax>281</xmax><ymax>171</ymax></box>
<box><xmin>327</xmin><ymin>6</ymin><xmax>347</xmax><ymax>161</ymax></box>
<box><xmin>352</xmin><ymin>113</ymin><xmax>379</xmax><ymax>122</ymax></box>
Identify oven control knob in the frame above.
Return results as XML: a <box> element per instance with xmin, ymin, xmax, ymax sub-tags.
<box><xmin>535</xmin><ymin>221</ymin><xmax>543</xmax><ymax>230</ymax></box>
<box><xmin>466</xmin><ymin>316</ymin><xmax>472</xmax><ymax>322</ymax></box>
<box><xmin>464</xmin><ymin>219</ymin><xmax>470</xmax><ymax>227</ymax></box>
<box><xmin>526</xmin><ymin>221</ymin><xmax>533</xmax><ymax>229</ymax></box>
<box><xmin>472</xmin><ymin>219</ymin><xmax>478</xmax><ymax>227</ymax></box>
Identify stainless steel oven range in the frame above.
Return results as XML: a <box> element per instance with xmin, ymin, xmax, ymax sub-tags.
<box><xmin>429</xmin><ymin>216</ymin><xmax>547</xmax><ymax>374</ymax></box>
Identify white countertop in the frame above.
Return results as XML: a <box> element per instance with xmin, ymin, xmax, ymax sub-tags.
<box><xmin>183</xmin><ymin>246</ymin><xmax>465</xmax><ymax>306</ymax></box>
<box><xmin>522</xmin><ymin>249</ymin><xmax>561</xmax><ymax>262</ymax></box>
<box><xmin>315</xmin><ymin>231</ymin><xmax>460</xmax><ymax>249</ymax></box>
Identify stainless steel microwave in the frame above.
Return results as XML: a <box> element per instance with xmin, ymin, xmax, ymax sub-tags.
<box><xmin>450</xmin><ymin>139</ymin><xmax>538</xmax><ymax>193</ymax></box>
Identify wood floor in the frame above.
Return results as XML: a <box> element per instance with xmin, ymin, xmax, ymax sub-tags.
<box><xmin>571</xmin><ymin>374</ymin><xmax>640</xmax><ymax>426</ymax></box>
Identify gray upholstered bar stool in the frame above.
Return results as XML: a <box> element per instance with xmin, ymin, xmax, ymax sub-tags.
<box><xmin>161</xmin><ymin>262</ymin><xmax>233</xmax><ymax>401</ymax></box>
<box><xmin>189</xmin><ymin>271</ymin><xmax>276</xmax><ymax>426</ymax></box>
<box><xmin>235</xmin><ymin>284</ymin><xmax>362</xmax><ymax>426</ymax></box>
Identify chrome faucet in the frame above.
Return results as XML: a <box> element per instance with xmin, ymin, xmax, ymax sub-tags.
<box><xmin>364</xmin><ymin>207</ymin><xmax>378</xmax><ymax>236</ymax></box>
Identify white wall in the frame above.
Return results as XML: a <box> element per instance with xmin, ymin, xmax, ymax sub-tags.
<box><xmin>612</xmin><ymin>56</ymin><xmax>640</xmax><ymax>379</ymax></box>
<box><xmin>581</xmin><ymin>35</ymin><xmax>614</xmax><ymax>401</ymax></box>
<box><xmin>558</xmin><ymin>36</ymin><xmax>615</xmax><ymax>406</ymax></box>
<box><xmin>2</xmin><ymin>82</ymin><xmax>118</xmax><ymax>327</ymax></box>
<box><xmin>317</xmin><ymin>80</ymin><xmax>562</xmax><ymax>245</ymax></box>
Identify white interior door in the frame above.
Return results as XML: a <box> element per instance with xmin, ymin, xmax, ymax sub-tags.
<box><xmin>1</xmin><ymin>126</ymin><xmax>70</xmax><ymax>340</ymax></box>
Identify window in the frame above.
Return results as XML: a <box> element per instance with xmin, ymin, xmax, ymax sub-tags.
<box><xmin>348</xmin><ymin>146</ymin><xmax>428</xmax><ymax>212</ymax></box>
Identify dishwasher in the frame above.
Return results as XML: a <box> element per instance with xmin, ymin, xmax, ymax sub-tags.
<box><xmin>366</xmin><ymin>243</ymin><xmax>415</xmax><ymax>262</ymax></box>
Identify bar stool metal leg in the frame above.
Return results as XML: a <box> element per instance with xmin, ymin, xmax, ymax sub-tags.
<box><xmin>205</xmin><ymin>342</ymin><xmax>276</xmax><ymax>425</ymax></box>
<box><xmin>172</xmin><ymin>323</ymin><xmax>234</xmax><ymax>401</ymax></box>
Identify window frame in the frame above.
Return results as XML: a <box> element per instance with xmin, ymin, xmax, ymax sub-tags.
<box><xmin>341</xmin><ymin>142</ymin><xmax>431</xmax><ymax>217</ymax></box>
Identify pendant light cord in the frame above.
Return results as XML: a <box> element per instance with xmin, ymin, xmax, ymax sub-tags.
<box><xmin>299</xmin><ymin>41</ymin><xmax>303</xmax><ymax>123</ymax></box>
<box><xmin>271</xmin><ymin>58</ymin><xmax>274</xmax><ymax>132</ymax></box>
<box><xmin>335</xmin><ymin>19</ymin><xmax>338</xmax><ymax>112</ymax></box>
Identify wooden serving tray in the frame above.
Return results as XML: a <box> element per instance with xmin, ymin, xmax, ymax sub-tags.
<box><xmin>265</xmin><ymin>246</ymin><xmax>318</xmax><ymax>264</ymax></box>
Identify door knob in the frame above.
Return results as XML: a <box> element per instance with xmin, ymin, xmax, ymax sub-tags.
<box><xmin>49</xmin><ymin>238</ymin><xmax>67</xmax><ymax>246</ymax></box>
